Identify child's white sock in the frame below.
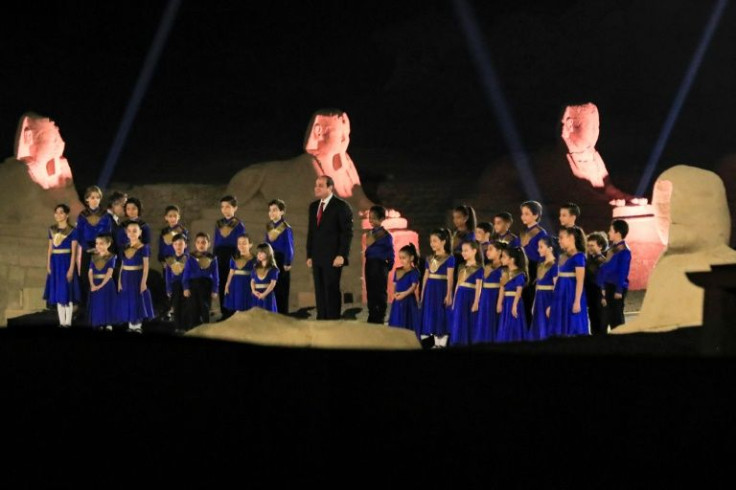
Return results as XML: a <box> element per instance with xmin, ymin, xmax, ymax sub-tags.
<box><xmin>57</xmin><ymin>304</ymin><xmax>65</xmax><ymax>326</ymax></box>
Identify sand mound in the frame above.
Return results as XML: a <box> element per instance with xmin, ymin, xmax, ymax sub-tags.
<box><xmin>186</xmin><ymin>308</ymin><xmax>420</xmax><ymax>350</ymax></box>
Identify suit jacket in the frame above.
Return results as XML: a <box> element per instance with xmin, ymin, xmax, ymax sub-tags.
<box><xmin>307</xmin><ymin>195</ymin><xmax>354</xmax><ymax>267</ymax></box>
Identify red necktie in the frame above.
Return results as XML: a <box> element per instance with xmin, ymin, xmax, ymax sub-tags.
<box><xmin>317</xmin><ymin>201</ymin><xmax>325</xmax><ymax>226</ymax></box>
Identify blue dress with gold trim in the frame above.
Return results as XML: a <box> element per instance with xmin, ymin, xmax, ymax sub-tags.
<box><xmin>117</xmin><ymin>243</ymin><xmax>154</xmax><ymax>323</ymax></box>
<box><xmin>528</xmin><ymin>261</ymin><xmax>558</xmax><ymax>341</ymax></box>
<box><xmin>88</xmin><ymin>254</ymin><xmax>117</xmax><ymax>326</ymax></box>
<box><xmin>449</xmin><ymin>265</ymin><xmax>483</xmax><ymax>346</ymax></box>
<box><xmin>496</xmin><ymin>272</ymin><xmax>527</xmax><ymax>343</ymax></box>
<box><xmin>549</xmin><ymin>252</ymin><xmax>589</xmax><ymax>337</ymax></box>
<box><xmin>43</xmin><ymin>225</ymin><xmax>81</xmax><ymax>305</ymax></box>
<box><xmin>474</xmin><ymin>265</ymin><xmax>503</xmax><ymax>344</ymax></box>
<box><xmin>419</xmin><ymin>255</ymin><xmax>455</xmax><ymax>336</ymax></box>
<box><xmin>388</xmin><ymin>268</ymin><xmax>421</xmax><ymax>332</ymax></box>
<box><xmin>224</xmin><ymin>256</ymin><xmax>256</xmax><ymax>312</ymax></box>
<box><xmin>251</xmin><ymin>266</ymin><xmax>279</xmax><ymax>312</ymax></box>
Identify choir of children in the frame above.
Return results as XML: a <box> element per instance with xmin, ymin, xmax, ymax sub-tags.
<box><xmin>43</xmin><ymin>189</ymin><xmax>633</xmax><ymax>344</ymax></box>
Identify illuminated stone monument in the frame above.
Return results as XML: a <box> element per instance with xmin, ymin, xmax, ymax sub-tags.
<box><xmin>561</xmin><ymin>102</ymin><xmax>658</xmax><ymax>290</ymax></box>
<box><xmin>614</xmin><ymin>166</ymin><xmax>736</xmax><ymax>333</ymax></box>
<box><xmin>0</xmin><ymin>113</ymin><xmax>83</xmax><ymax>324</ymax></box>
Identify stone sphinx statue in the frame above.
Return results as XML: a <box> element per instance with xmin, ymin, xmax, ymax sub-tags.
<box><xmin>0</xmin><ymin>112</ymin><xmax>82</xmax><ymax>222</ymax></box>
<box><xmin>614</xmin><ymin>165</ymin><xmax>736</xmax><ymax>333</ymax></box>
<box><xmin>228</xmin><ymin>108</ymin><xmax>373</xmax><ymax>215</ymax></box>
<box><xmin>561</xmin><ymin>103</ymin><xmax>641</xmax><ymax>205</ymax></box>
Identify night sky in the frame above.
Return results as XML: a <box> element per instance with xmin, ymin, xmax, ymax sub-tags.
<box><xmin>2</xmin><ymin>0</ymin><xmax>735</xmax><ymax>193</ymax></box>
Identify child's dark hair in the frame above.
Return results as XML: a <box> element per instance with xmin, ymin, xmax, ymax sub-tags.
<box><xmin>220</xmin><ymin>195</ymin><xmax>238</xmax><ymax>207</ymax></box>
<box><xmin>95</xmin><ymin>232</ymin><xmax>113</xmax><ymax>245</ymax></box>
<box><xmin>561</xmin><ymin>202</ymin><xmax>581</xmax><ymax>218</ymax></box>
<box><xmin>172</xmin><ymin>233</ymin><xmax>187</xmax><ymax>243</ymax></box>
<box><xmin>489</xmin><ymin>240</ymin><xmax>508</xmax><ymax>254</ymax></box>
<box><xmin>520</xmin><ymin>200</ymin><xmax>543</xmax><ymax>219</ymax></box>
<box><xmin>494</xmin><ymin>212</ymin><xmax>513</xmax><ymax>225</ymax></box>
<box><xmin>462</xmin><ymin>240</ymin><xmax>484</xmax><ymax>267</ymax></box>
<box><xmin>236</xmin><ymin>234</ymin><xmax>252</xmax><ymax>257</ymax></box>
<box><xmin>399</xmin><ymin>243</ymin><xmax>419</xmax><ymax>269</ymax></box>
<box><xmin>125</xmin><ymin>220</ymin><xmax>142</xmax><ymax>230</ymax></box>
<box><xmin>587</xmin><ymin>231</ymin><xmax>608</xmax><ymax>250</ymax></box>
<box><xmin>54</xmin><ymin>203</ymin><xmax>70</xmax><ymax>214</ymax></box>
<box><xmin>195</xmin><ymin>232</ymin><xmax>211</xmax><ymax>242</ymax></box>
<box><xmin>430</xmin><ymin>228</ymin><xmax>452</xmax><ymax>256</ymax></box>
<box><xmin>539</xmin><ymin>235</ymin><xmax>554</xmax><ymax>249</ymax></box>
<box><xmin>164</xmin><ymin>205</ymin><xmax>180</xmax><ymax>215</ymax></box>
<box><xmin>369</xmin><ymin>205</ymin><xmax>387</xmax><ymax>221</ymax></box>
<box><xmin>268</xmin><ymin>199</ymin><xmax>286</xmax><ymax>212</ymax></box>
<box><xmin>453</xmin><ymin>205</ymin><xmax>477</xmax><ymax>231</ymax></box>
<box><xmin>106</xmin><ymin>191</ymin><xmax>127</xmax><ymax>210</ymax></box>
<box><xmin>611</xmin><ymin>219</ymin><xmax>629</xmax><ymax>239</ymax></box>
<box><xmin>561</xmin><ymin>226</ymin><xmax>586</xmax><ymax>253</ymax></box>
<box><xmin>255</xmin><ymin>243</ymin><xmax>278</xmax><ymax>269</ymax></box>
<box><xmin>476</xmin><ymin>221</ymin><xmax>493</xmax><ymax>236</ymax></box>
<box><xmin>125</xmin><ymin>197</ymin><xmax>143</xmax><ymax>216</ymax></box>
<box><xmin>504</xmin><ymin>246</ymin><xmax>529</xmax><ymax>285</ymax></box>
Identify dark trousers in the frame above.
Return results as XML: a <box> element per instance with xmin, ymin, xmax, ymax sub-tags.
<box><xmin>313</xmin><ymin>264</ymin><xmax>343</xmax><ymax>320</ymax></box>
<box><xmin>585</xmin><ymin>285</ymin><xmax>605</xmax><ymax>335</ymax></box>
<box><xmin>169</xmin><ymin>281</ymin><xmax>185</xmax><ymax>331</ymax></box>
<box><xmin>603</xmin><ymin>284</ymin><xmax>627</xmax><ymax>330</ymax></box>
<box><xmin>185</xmin><ymin>278</ymin><xmax>213</xmax><ymax>329</ymax></box>
<box><xmin>365</xmin><ymin>258</ymin><xmax>389</xmax><ymax>324</ymax></box>
<box><xmin>78</xmin><ymin>247</ymin><xmax>94</xmax><ymax>310</ymax></box>
<box><xmin>274</xmin><ymin>252</ymin><xmax>290</xmax><ymax>315</ymax></box>
<box><xmin>522</xmin><ymin>264</ymin><xmax>538</xmax><ymax>323</ymax></box>
<box><xmin>215</xmin><ymin>246</ymin><xmax>236</xmax><ymax>317</ymax></box>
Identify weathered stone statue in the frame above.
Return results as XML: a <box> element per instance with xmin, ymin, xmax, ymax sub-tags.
<box><xmin>614</xmin><ymin>165</ymin><xmax>736</xmax><ymax>333</ymax></box>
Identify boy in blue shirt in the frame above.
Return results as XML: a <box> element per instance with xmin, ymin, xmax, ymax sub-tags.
<box><xmin>364</xmin><ymin>205</ymin><xmax>395</xmax><ymax>324</ymax></box>
<box><xmin>598</xmin><ymin>219</ymin><xmax>632</xmax><ymax>330</ymax></box>
<box><xmin>214</xmin><ymin>195</ymin><xmax>246</xmax><ymax>318</ymax></box>
<box><xmin>265</xmin><ymin>199</ymin><xmax>294</xmax><ymax>314</ymax></box>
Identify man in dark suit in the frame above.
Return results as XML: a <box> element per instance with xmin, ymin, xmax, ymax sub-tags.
<box><xmin>306</xmin><ymin>176</ymin><xmax>354</xmax><ymax>320</ymax></box>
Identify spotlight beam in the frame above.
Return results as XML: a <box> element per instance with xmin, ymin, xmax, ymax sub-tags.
<box><xmin>452</xmin><ymin>0</ymin><xmax>545</xmax><ymax>209</ymax></box>
<box><xmin>635</xmin><ymin>0</ymin><xmax>728</xmax><ymax>197</ymax></box>
<box><xmin>98</xmin><ymin>0</ymin><xmax>182</xmax><ymax>189</ymax></box>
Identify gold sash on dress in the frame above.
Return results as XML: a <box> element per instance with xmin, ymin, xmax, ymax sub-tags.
<box><xmin>267</xmin><ymin>221</ymin><xmax>289</xmax><ymax>243</ymax></box>
<box><xmin>51</xmin><ymin>225</ymin><xmax>73</xmax><ymax>247</ymax></box>
<box><xmin>124</xmin><ymin>242</ymin><xmax>144</xmax><ymax>259</ymax></box>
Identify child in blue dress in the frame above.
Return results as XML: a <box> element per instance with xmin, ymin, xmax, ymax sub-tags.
<box><xmin>528</xmin><ymin>236</ymin><xmax>557</xmax><ymax>341</ymax></box>
<box><xmin>449</xmin><ymin>241</ymin><xmax>484</xmax><ymax>346</ymax></box>
<box><xmin>451</xmin><ymin>205</ymin><xmax>477</xmax><ymax>268</ymax></box>
<box><xmin>224</xmin><ymin>234</ymin><xmax>256</xmax><ymax>313</ymax></box>
<box><xmin>251</xmin><ymin>243</ymin><xmax>279</xmax><ymax>312</ymax></box>
<box><xmin>76</xmin><ymin>185</ymin><xmax>113</xmax><ymax>311</ymax></box>
<box><xmin>44</xmin><ymin>204</ymin><xmax>81</xmax><ymax>327</ymax></box>
<box><xmin>117</xmin><ymin>221</ymin><xmax>154</xmax><ymax>333</ymax></box>
<box><xmin>116</xmin><ymin>197</ymin><xmax>151</xmax><ymax>249</ymax></box>
<box><xmin>496</xmin><ymin>246</ymin><xmax>528</xmax><ymax>343</ymax></box>
<box><xmin>474</xmin><ymin>240</ymin><xmax>506</xmax><ymax>344</ymax></box>
<box><xmin>164</xmin><ymin>233</ymin><xmax>189</xmax><ymax>331</ymax></box>
<box><xmin>87</xmin><ymin>233</ymin><xmax>117</xmax><ymax>330</ymax></box>
<box><xmin>419</xmin><ymin>228</ymin><xmax>455</xmax><ymax>347</ymax></box>
<box><xmin>549</xmin><ymin>226</ymin><xmax>589</xmax><ymax>337</ymax></box>
<box><xmin>388</xmin><ymin>243</ymin><xmax>421</xmax><ymax>332</ymax></box>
